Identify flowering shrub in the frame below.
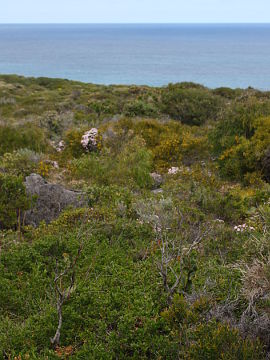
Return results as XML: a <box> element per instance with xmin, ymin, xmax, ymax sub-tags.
<box><xmin>56</xmin><ymin>140</ymin><xmax>65</xmax><ymax>152</ymax></box>
<box><xmin>153</xmin><ymin>134</ymin><xmax>182</xmax><ymax>170</ymax></box>
<box><xmin>168</xmin><ymin>166</ymin><xmax>180</xmax><ymax>175</ymax></box>
<box><xmin>234</xmin><ymin>223</ymin><xmax>255</xmax><ymax>233</ymax></box>
<box><xmin>181</xmin><ymin>129</ymin><xmax>209</xmax><ymax>162</ymax></box>
<box><xmin>81</xmin><ymin>128</ymin><xmax>102</xmax><ymax>152</ymax></box>
<box><xmin>100</xmin><ymin>118</ymin><xmax>208</xmax><ymax>172</ymax></box>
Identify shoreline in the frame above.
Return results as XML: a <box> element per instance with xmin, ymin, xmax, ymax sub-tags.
<box><xmin>0</xmin><ymin>73</ymin><xmax>268</xmax><ymax>91</ymax></box>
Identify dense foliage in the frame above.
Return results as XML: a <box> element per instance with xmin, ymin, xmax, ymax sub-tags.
<box><xmin>1</xmin><ymin>75</ymin><xmax>270</xmax><ymax>359</ymax></box>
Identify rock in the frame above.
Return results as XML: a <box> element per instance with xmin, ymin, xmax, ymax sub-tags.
<box><xmin>150</xmin><ymin>172</ymin><xmax>163</xmax><ymax>189</ymax></box>
<box><xmin>24</xmin><ymin>174</ymin><xmax>86</xmax><ymax>227</ymax></box>
<box><xmin>81</xmin><ymin>128</ymin><xmax>99</xmax><ymax>152</ymax></box>
<box><xmin>152</xmin><ymin>188</ymin><xmax>164</xmax><ymax>195</ymax></box>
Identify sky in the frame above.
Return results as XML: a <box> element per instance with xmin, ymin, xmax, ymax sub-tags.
<box><xmin>0</xmin><ymin>0</ymin><xmax>269</xmax><ymax>24</ymax></box>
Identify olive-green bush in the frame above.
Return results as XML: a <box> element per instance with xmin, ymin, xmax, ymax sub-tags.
<box><xmin>0</xmin><ymin>124</ymin><xmax>48</xmax><ymax>155</ymax></box>
<box><xmin>161</xmin><ymin>83</ymin><xmax>223</xmax><ymax>125</ymax></box>
<box><xmin>0</xmin><ymin>174</ymin><xmax>30</xmax><ymax>229</ymax></box>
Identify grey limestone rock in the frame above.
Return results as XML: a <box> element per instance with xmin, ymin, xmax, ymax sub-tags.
<box><xmin>24</xmin><ymin>174</ymin><xmax>86</xmax><ymax>227</ymax></box>
<box><xmin>150</xmin><ymin>172</ymin><xmax>163</xmax><ymax>189</ymax></box>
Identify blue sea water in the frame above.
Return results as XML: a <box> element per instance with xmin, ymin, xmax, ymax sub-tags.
<box><xmin>0</xmin><ymin>24</ymin><xmax>270</xmax><ymax>89</ymax></box>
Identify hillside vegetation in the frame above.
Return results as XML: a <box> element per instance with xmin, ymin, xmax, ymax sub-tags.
<box><xmin>0</xmin><ymin>75</ymin><xmax>270</xmax><ymax>359</ymax></box>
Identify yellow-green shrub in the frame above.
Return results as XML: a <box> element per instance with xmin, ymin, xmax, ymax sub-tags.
<box><xmin>217</xmin><ymin>116</ymin><xmax>270</xmax><ymax>182</ymax></box>
<box><xmin>64</xmin><ymin>128</ymin><xmax>86</xmax><ymax>158</ymax></box>
<box><xmin>153</xmin><ymin>134</ymin><xmax>182</xmax><ymax>170</ymax></box>
<box><xmin>0</xmin><ymin>124</ymin><xmax>48</xmax><ymax>155</ymax></box>
<box><xmin>0</xmin><ymin>149</ymin><xmax>42</xmax><ymax>176</ymax></box>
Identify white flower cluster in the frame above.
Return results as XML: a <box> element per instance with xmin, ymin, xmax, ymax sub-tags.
<box><xmin>81</xmin><ymin>128</ymin><xmax>99</xmax><ymax>152</ymax></box>
<box><xmin>168</xmin><ymin>167</ymin><xmax>180</xmax><ymax>175</ymax></box>
<box><xmin>56</xmin><ymin>140</ymin><xmax>65</xmax><ymax>152</ymax></box>
<box><xmin>234</xmin><ymin>223</ymin><xmax>255</xmax><ymax>233</ymax></box>
<box><xmin>51</xmin><ymin>161</ymin><xmax>59</xmax><ymax>169</ymax></box>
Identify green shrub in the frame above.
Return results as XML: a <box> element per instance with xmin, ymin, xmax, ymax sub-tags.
<box><xmin>216</xmin><ymin>116</ymin><xmax>270</xmax><ymax>182</ymax></box>
<box><xmin>71</xmin><ymin>136</ymin><xmax>153</xmax><ymax>189</ymax></box>
<box><xmin>115</xmin><ymin>136</ymin><xmax>153</xmax><ymax>188</ymax></box>
<box><xmin>0</xmin><ymin>174</ymin><xmax>30</xmax><ymax>229</ymax></box>
<box><xmin>162</xmin><ymin>295</ymin><xmax>264</xmax><ymax>360</ymax></box>
<box><xmin>161</xmin><ymin>84</ymin><xmax>223</xmax><ymax>125</ymax></box>
<box><xmin>64</xmin><ymin>128</ymin><xmax>86</xmax><ymax>158</ymax></box>
<box><xmin>87</xmin><ymin>185</ymin><xmax>132</xmax><ymax>209</ymax></box>
<box><xmin>133</xmin><ymin>119</ymin><xmax>170</xmax><ymax>148</ymax></box>
<box><xmin>212</xmin><ymin>87</ymin><xmax>242</xmax><ymax>99</ymax></box>
<box><xmin>0</xmin><ymin>124</ymin><xmax>48</xmax><ymax>155</ymax></box>
<box><xmin>0</xmin><ymin>148</ymin><xmax>42</xmax><ymax>176</ymax></box>
<box><xmin>70</xmin><ymin>153</ymin><xmax>112</xmax><ymax>185</ymax></box>
<box><xmin>123</xmin><ymin>100</ymin><xmax>158</xmax><ymax>117</ymax></box>
<box><xmin>187</xmin><ymin>322</ymin><xmax>264</xmax><ymax>360</ymax></box>
<box><xmin>210</xmin><ymin>100</ymin><xmax>270</xmax><ymax>155</ymax></box>
<box><xmin>39</xmin><ymin>110</ymin><xmax>64</xmax><ymax>136</ymax></box>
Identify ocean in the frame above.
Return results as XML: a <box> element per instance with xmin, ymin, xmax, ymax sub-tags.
<box><xmin>0</xmin><ymin>24</ymin><xmax>270</xmax><ymax>89</ymax></box>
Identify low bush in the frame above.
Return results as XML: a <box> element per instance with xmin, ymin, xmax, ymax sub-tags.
<box><xmin>0</xmin><ymin>124</ymin><xmax>48</xmax><ymax>155</ymax></box>
<box><xmin>123</xmin><ymin>99</ymin><xmax>158</xmax><ymax>117</ymax></box>
<box><xmin>0</xmin><ymin>148</ymin><xmax>42</xmax><ymax>176</ymax></box>
<box><xmin>216</xmin><ymin>116</ymin><xmax>270</xmax><ymax>182</ymax></box>
<box><xmin>162</xmin><ymin>295</ymin><xmax>264</xmax><ymax>360</ymax></box>
<box><xmin>0</xmin><ymin>173</ymin><xmax>30</xmax><ymax>230</ymax></box>
<box><xmin>161</xmin><ymin>84</ymin><xmax>223</xmax><ymax>125</ymax></box>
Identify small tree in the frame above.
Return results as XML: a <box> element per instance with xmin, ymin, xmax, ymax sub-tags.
<box><xmin>0</xmin><ymin>174</ymin><xmax>30</xmax><ymax>237</ymax></box>
<box><xmin>50</xmin><ymin>242</ymin><xmax>83</xmax><ymax>347</ymax></box>
<box><xmin>49</xmin><ymin>220</ymin><xmax>92</xmax><ymax>348</ymax></box>
<box><xmin>136</xmin><ymin>197</ymin><xmax>210</xmax><ymax>304</ymax></box>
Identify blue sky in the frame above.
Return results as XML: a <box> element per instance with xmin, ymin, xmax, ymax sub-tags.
<box><xmin>1</xmin><ymin>0</ymin><xmax>269</xmax><ymax>23</ymax></box>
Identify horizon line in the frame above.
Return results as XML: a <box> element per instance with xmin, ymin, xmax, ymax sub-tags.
<box><xmin>0</xmin><ymin>22</ymin><xmax>270</xmax><ymax>25</ymax></box>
